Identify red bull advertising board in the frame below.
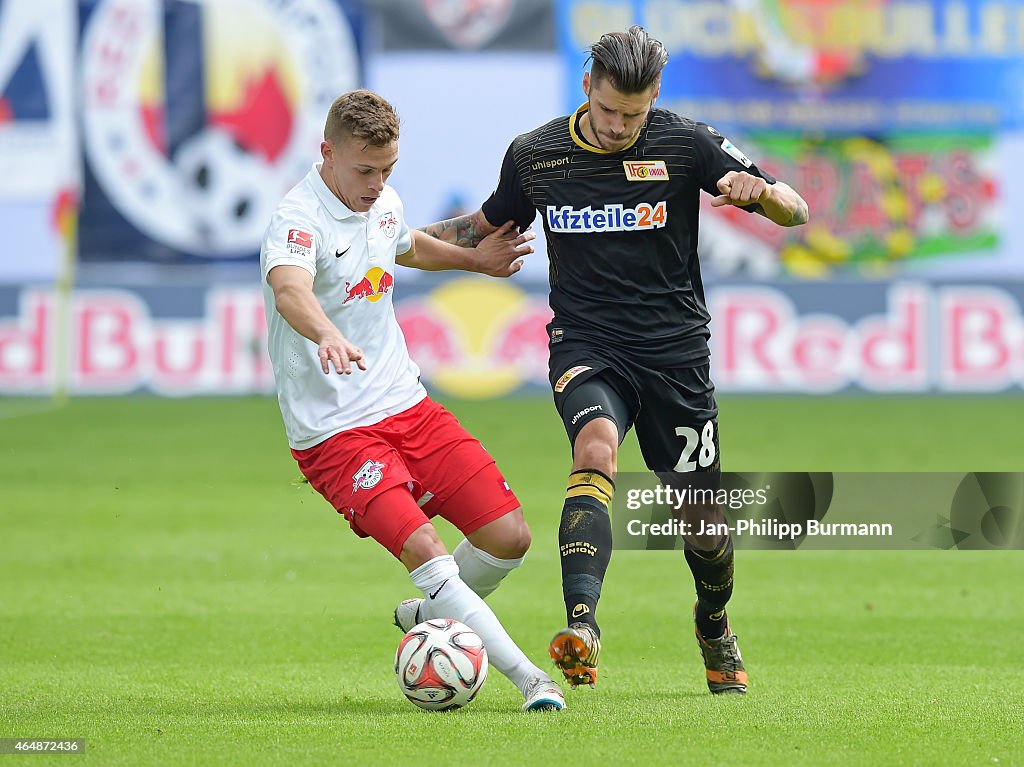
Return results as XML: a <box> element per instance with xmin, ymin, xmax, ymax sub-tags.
<box><xmin>5</xmin><ymin>278</ymin><xmax>1024</xmax><ymax>396</ymax></box>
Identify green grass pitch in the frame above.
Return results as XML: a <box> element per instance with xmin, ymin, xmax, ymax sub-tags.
<box><xmin>1</xmin><ymin>395</ymin><xmax>1023</xmax><ymax>765</ymax></box>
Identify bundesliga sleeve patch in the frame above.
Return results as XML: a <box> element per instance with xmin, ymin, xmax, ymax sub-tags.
<box><xmin>287</xmin><ymin>229</ymin><xmax>314</xmax><ymax>256</ymax></box>
<box><xmin>623</xmin><ymin>160</ymin><xmax>669</xmax><ymax>181</ymax></box>
<box><xmin>720</xmin><ymin>139</ymin><xmax>752</xmax><ymax>168</ymax></box>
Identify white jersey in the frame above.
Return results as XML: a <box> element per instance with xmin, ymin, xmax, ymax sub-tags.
<box><xmin>260</xmin><ymin>164</ymin><xmax>426</xmax><ymax>450</ymax></box>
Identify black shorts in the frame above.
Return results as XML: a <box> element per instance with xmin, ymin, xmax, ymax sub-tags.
<box><xmin>549</xmin><ymin>338</ymin><xmax>720</xmax><ymax>474</ymax></box>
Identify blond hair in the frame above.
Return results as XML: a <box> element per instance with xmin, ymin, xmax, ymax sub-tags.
<box><xmin>324</xmin><ymin>89</ymin><xmax>400</xmax><ymax>146</ymax></box>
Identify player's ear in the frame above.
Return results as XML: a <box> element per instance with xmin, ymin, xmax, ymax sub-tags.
<box><xmin>320</xmin><ymin>140</ymin><xmax>332</xmax><ymax>163</ymax></box>
<box><xmin>583</xmin><ymin>70</ymin><xmax>591</xmax><ymax>98</ymax></box>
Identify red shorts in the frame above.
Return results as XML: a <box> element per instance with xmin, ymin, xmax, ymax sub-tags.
<box><xmin>292</xmin><ymin>397</ymin><xmax>520</xmax><ymax>557</ymax></box>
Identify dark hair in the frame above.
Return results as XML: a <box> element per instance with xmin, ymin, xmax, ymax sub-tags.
<box><xmin>588</xmin><ymin>25</ymin><xmax>668</xmax><ymax>94</ymax></box>
<box><xmin>324</xmin><ymin>89</ymin><xmax>400</xmax><ymax>146</ymax></box>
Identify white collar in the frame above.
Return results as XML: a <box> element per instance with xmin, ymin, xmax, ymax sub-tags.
<box><xmin>309</xmin><ymin>163</ymin><xmax>365</xmax><ymax>220</ymax></box>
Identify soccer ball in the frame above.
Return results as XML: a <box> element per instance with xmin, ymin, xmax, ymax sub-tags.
<box><xmin>395</xmin><ymin>618</ymin><xmax>488</xmax><ymax>711</ymax></box>
<box><xmin>173</xmin><ymin>127</ymin><xmax>277</xmax><ymax>255</ymax></box>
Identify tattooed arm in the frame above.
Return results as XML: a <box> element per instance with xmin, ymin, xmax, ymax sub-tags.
<box><xmin>711</xmin><ymin>172</ymin><xmax>809</xmax><ymax>227</ymax></box>
<box><xmin>398</xmin><ymin>218</ymin><xmax>534</xmax><ymax>277</ymax></box>
<box><xmin>417</xmin><ymin>208</ymin><xmax>499</xmax><ymax>247</ymax></box>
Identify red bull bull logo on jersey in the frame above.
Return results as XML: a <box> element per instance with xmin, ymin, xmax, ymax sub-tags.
<box><xmin>546</xmin><ymin>201</ymin><xmax>668</xmax><ymax>233</ymax></box>
<box><xmin>343</xmin><ymin>267</ymin><xmax>394</xmax><ymax>304</ymax></box>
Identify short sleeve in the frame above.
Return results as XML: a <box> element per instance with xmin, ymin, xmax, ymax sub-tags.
<box><xmin>481</xmin><ymin>141</ymin><xmax>536</xmax><ymax>231</ymax></box>
<box><xmin>693</xmin><ymin>123</ymin><xmax>776</xmax><ymax>211</ymax></box>
<box><xmin>261</xmin><ymin>206</ymin><xmax>319</xmax><ymax>283</ymax></box>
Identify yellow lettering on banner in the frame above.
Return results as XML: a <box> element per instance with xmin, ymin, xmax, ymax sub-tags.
<box><xmin>642</xmin><ymin>0</ymin><xmax>1023</xmax><ymax>58</ymax></box>
<box><xmin>646</xmin><ymin>0</ymin><xmax>745</xmax><ymax>56</ymax></box>
<box><xmin>643</xmin><ymin>1</ymin><xmax>683</xmax><ymax>51</ymax></box>
<box><xmin>693</xmin><ymin>2</ymin><xmax>736</xmax><ymax>56</ymax></box>
<box><xmin>908</xmin><ymin>4</ymin><xmax>938</xmax><ymax>54</ymax></box>
<box><xmin>570</xmin><ymin>2</ymin><xmax>632</xmax><ymax>50</ymax></box>
<box><xmin>870</xmin><ymin>4</ymin><xmax>903</xmax><ymax>57</ymax></box>
<box><xmin>943</xmin><ymin>1</ymin><xmax>972</xmax><ymax>53</ymax></box>
<box><xmin>981</xmin><ymin>3</ymin><xmax>1009</xmax><ymax>54</ymax></box>
<box><xmin>733</xmin><ymin>9</ymin><xmax>760</xmax><ymax>51</ymax></box>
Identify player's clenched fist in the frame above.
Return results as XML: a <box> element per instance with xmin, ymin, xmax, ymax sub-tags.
<box><xmin>711</xmin><ymin>171</ymin><xmax>771</xmax><ymax>208</ymax></box>
<box><xmin>317</xmin><ymin>330</ymin><xmax>367</xmax><ymax>375</ymax></box>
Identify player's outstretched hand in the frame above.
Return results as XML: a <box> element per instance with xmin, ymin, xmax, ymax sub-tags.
<box><xmin>711</xmin><ymin>171</ymin><xmax>770</xmax><ymax>208</ymax></box>
<box><xmin>316</xmin><ymin>330</ymin><xmax>367</xmax><ymax>375</ymax></box>
<box><xmin>475</xmin><ymin>220</ymin><xmax>536</xmax><ymax>278</ymax></box>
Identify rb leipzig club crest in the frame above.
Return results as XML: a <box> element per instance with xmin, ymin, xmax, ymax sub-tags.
<box><xmin>352</xmin><ymin>460</ymin><xmax>385</xmax><ymax>492</ymax></box>
<box><xmin>378</xmin><ymin>212</ymin><xmax>398</xmax><ymax>239</ymax></box>
<box><xmin>80</xmin><ymin>0</ymin><xmax>358</xmax><ymax>257</ymax></box>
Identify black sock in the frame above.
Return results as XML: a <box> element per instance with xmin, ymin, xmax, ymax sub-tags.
<box><xmin>559</xmin><ymin>469</ymin><xmax>614</xmax><ymax>637</ymax></box>
<box><xmin>685</xmin><ymin>534</ymin><xmax>734</xmax><ymax>640</ymax></box>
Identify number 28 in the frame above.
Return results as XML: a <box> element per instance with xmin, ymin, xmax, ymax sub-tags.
<box><xmin>673</xmin><ymin>420</ymin><xmax>716</xmax><ymax>471</ymax></box>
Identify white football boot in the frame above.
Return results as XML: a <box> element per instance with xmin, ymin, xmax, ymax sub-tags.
<box><xmin>392</xmin><ymin>598</ymin><xmax>423</xmax><ymax>633</ymax></box>
<box><xmin>521</xmin><ymin>676</ymin><xmax>566</xmax><ymax>712</ymax></box>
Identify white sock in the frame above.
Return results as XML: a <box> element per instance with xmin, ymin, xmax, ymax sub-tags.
<box><xmin>410</xmin><ymin>555</ymin><xmax>547</xmax><ymax>696</ymax></box>
<box><xmin>453</xmin><ymin>539</ymin><xmax>524</xmax><ymax>598</ymax></box>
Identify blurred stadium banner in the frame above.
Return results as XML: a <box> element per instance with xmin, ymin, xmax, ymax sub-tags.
<box><xmin>6</xmin><ymin>277</ymin><xmax>1024</xmax><ymax>395</ymax></box>
<box><xmin>371</xmin><ymin>0</ymin><xmax>555</xmax><ymax>50</ymax></box>
<box><xmin>4</xmin><ymin>0</ymin><xmax>1024</xmax><ymax>399</ymax></box>
<box><xmin>75</xmin><ymin>0</ymin><xmax>363</xmax><ymax>265</ymax></box>
<box><xmin>558</xmin><ymin>0</ymin><xmax>1024</xmax><ymax>279</ymax></box>
<box><xmin>561</xmin><ymin>0</ymin><xmax>1024</xmax><ymax>132</ymax></box>
<box><xmin>363</xmin><ymin>1</ymin><xmax>562</xmax><ymax>284</ymax></box>
<box><xmin>698</xmin><ymin>134</ymin><xmax>1016</xmax><ymax>279</ymax></box>
<box><xmin>0</xmin><ymin>0</ymin><xmax>79</xmax><ymax>284</ymax></box>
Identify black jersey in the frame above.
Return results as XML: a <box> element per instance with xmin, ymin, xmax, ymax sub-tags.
<box><xmin>482</xmin><ymin>104</ymin><xmax>775</xmax><ymax>365</ymax></box>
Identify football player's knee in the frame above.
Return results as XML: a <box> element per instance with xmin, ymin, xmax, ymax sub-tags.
<box><xmin>573</xmin><ymin>427</ymin><xmax>618</xmax><ymax>473</ymax></box>
<box><xmin>399</xmin><ymin>523</ymin><xmax>447</xmax><ymax>568</ymax></box>
<box><xmin>502</xmin><ymin>513</ymin><xmax>531</xmax><ymax>558</ymax></box>
<box><xmin>477</xmin><ymin>510</ymin><xmax>531</xmax><ymax>559</ymax></box>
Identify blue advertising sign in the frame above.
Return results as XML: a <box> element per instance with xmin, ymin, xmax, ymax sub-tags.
<box><xmin>559</xmin><ymin>0</ymin><xmax>1024</xmax><ymax>132</ymax></box>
